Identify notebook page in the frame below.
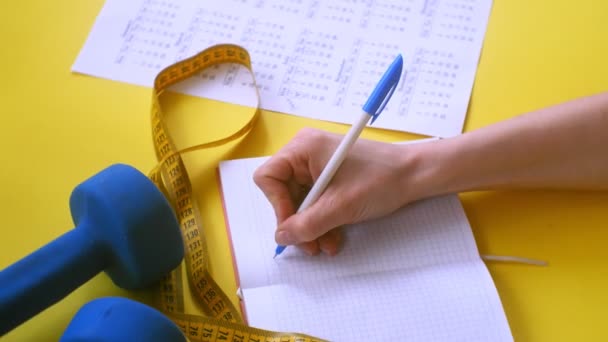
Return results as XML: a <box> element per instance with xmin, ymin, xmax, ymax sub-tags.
<box><xmin>219</xmin><ymin>157</ymin><xmax>480</xmax><ymax>289</ymax></box>
<box><xmin>219</xmin><ymin>156</ymin><xmax>512</xmax><ymax>340</ymax></box>
<box><xmin>243</xmin><ymin>262</ymin><xmax>512</xmax><ymax>341</ymax></box>
<box><xmin>73</xmin><ymin>0</ymin><xmax>493</xmax><ymax>137</ymax></box>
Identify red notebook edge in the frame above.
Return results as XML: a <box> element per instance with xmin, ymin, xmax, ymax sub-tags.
<box><xmin>215</xmin><ymin>165</ymin><xmax>250</xmax><ymax>325</ymax></box>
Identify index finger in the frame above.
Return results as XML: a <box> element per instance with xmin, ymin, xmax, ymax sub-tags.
<box><xmin>253</xmin><ymin>156</ymin><xmax>298</xmax><ymax>224</ymax></box>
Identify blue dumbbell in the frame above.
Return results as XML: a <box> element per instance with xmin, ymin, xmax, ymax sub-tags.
<box><xmin>60</xmin><ymin>297</ymin><xmax>186</xmax><ymax>342</ymax></box>
<box><xmin>0</xmin><ymin>164</ymin><xmax>184</xmax><ymax>335</ymax></box>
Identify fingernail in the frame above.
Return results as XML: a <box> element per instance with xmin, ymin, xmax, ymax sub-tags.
<box><xmin>308</xmin><ymin>247</ymin><xmax>321</xmax><ymax>256</ymax></box>
<box><xmin>320</xmin><ymin>245</ymin><xmax>337</xmax><ymax>256</ymax></box>
<box><xmin>277</xmin><ymin>230</ymin><xmax>296</xmax><ymax>245</ymax></box>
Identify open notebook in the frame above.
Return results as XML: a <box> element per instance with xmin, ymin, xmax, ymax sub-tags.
<box><xmin>219</xmin><ymin>157</ymin><xmax>513</xmax><ymax>341</ymax></box>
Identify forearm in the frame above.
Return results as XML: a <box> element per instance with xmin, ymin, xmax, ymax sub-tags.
<box><xmin>416</xmin><ymin>92</ymin><xmax>608</xmax><ymax>196</ymax></box>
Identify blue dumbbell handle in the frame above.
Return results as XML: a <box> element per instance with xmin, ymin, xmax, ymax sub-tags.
<box><xmin>0</xmin><ymin>224</ymin><xmax>103</xmax><ymax>335</ymax></box>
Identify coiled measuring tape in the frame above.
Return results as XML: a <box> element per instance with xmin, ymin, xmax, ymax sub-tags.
<box><xmin>148</xmin><ymin>44</ymin><xmax>326</xmax><ymax>342</ymax></box>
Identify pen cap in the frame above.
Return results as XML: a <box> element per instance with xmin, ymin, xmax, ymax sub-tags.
<box><xmin>362</xmin><ymin>54</ymin><xmax>403</xmax><ymax>123</ymax></box>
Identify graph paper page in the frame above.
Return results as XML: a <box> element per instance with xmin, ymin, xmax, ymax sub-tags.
<box><xmin>244</xmin><ymin>263</ymin><xmax>511</xmax><ymax>341</ymax></box>
<box><xmin>73</xmin><ymin>0</ymin><xmax>493</xmax><ymax>137</ymax></box>
<box><xmin>219</xmin><ymin>156</ymin><xmax>512</xmax><ymax>340</ymax></box>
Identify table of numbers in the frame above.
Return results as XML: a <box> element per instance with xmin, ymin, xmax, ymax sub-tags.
<box><xmin>74</xmin><ymin>0</ymin><xmax>493</xmax><ymax>137</ymax></box>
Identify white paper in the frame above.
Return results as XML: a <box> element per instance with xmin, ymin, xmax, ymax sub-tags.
<box><xmin>219</xmin><ymin>156</ymin><xmax>512</xmax><ymax>341</ymax></box>
<box><xmin>73</xmin><ymin>0</ymin><xmax>493</xmax><ymax>137</ymax></box>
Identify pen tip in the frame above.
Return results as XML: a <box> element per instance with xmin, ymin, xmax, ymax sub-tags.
<box><xmin>273</xmin><ymin>253</ymin><xmax>278</xmax><ymax>259</ymax></box>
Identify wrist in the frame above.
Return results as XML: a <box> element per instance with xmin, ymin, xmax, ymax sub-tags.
<box><xmin>395</xmin><ymin>137</ymin><xmax>469</xmax><ymax>203</ymax></box>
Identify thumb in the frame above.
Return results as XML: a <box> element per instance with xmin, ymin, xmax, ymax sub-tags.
<box><xmin>275</xmin><ymin>196</ymin><xmax>347</xmax><ymax>245</ymax></box>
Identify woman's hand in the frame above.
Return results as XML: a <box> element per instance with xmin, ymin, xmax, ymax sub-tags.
<box><xmin>254</xmin><ymin>92</ymin><xmax>608</xmax><ymax>255</ymax></box>
<box><xmin>253</xmin><ymin>128</ymin><xmax>436</xmax><ymax>256</ymax></box>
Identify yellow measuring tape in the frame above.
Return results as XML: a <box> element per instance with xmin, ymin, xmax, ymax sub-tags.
<box><xmin>148</xmin><ymin>44</ymin><xmax>326</xmax><ymax>342</ymax></box>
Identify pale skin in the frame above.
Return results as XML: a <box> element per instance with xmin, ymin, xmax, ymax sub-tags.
<box><xmin>253</xmin><ymin>92</ymin><xmax>608</xmax><ymax>256</ymax></box>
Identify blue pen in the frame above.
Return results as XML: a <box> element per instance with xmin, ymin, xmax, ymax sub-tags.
<box><xmin>274</xmin><ymin>54</ymin><xmax>404</xmax><ymax>258</ymax></box>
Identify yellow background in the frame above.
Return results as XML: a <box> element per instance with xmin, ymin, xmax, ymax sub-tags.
<box><xmin>1</xmin><ymin>0</ymin><xmax>607</xmax><ymax>340</ymax></box>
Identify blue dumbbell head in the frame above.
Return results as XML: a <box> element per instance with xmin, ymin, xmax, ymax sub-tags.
<box><xmin>0</xmin><ymin>164</ymin><xmax>184</xmax><ymax>335</ymax></box>
<box><xmin>60</xmin><ymin>297</ymin><xmax>187</xmax><ymax>342</ymax></box>
<box><xmin>69</xmin><ymin>163</ymin><xmax>183</xmax><ymax>289</ymax></box>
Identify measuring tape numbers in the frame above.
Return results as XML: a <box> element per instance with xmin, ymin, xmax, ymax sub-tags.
<box><xmin>148</xmin><ymin>44</ymin><xmax>326</xmax><ymax>341</ymax></box>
